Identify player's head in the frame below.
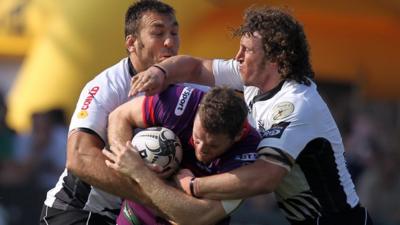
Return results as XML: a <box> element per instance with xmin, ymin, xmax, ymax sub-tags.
<box><xmin>125</xmin><ymin>0</ymin><xmax>179</xmax><ymax>72</ymax></box>
<box><xmin>192</xmin><ymin>87</ymin><xmax>248</xmax><ymax>163</ymax></box>
<box><xmin>234</xmin><ymin>6</ymin><xmax>314</xmax><ymax>87</ymax></box>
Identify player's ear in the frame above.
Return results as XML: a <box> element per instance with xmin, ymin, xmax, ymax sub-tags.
<box><xmin>125</xmin><ymin>34</ymin><xmax>136</xmax><ymax>53</ymax></box>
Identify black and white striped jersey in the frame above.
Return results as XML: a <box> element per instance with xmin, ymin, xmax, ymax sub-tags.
<box><xmin>44</xmin><ymin>58</ymin><xmax>133</xmax><ymax>220</ymax></box>
<box><xmin>213</xmin><ymin>59</ymin><xmax>359</xmax><ymax>223</ymax></box>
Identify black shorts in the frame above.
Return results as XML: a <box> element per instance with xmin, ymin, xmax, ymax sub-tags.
<box><xmin>289</xmin><ymin>205</ymin><xmax>373</xmax><ymax>225</ymax></box>
<box><xmin>39</xmin><ymin>205</ymin><xmax>116</xmax><ymax>225</ymax></box>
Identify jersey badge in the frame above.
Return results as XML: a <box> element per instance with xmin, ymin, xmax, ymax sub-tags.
<box><xmin>271</xmin><ymin>102</ymin><xmax>294</xmax><ymax>121</ymax></box>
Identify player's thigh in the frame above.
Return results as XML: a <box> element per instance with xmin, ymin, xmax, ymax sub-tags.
<box><xmin>39</xmin><ymin>205</ymin><xmax>115</xmax><ymax>225</ymax></box>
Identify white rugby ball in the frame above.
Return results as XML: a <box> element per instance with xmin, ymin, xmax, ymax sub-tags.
<box><xmin>131</xmin><ymin>127</ymin><xmax>183</xmax><ymax>177</ymax></box>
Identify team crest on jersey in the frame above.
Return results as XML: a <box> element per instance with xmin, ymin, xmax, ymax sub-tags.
<box><xmin>271</xmin><ymin>102</ymin><xmax>294</xmax><ymax>121</ymax></box>
<box><xmin>175</xmin><ymin>87</ymin><xmax>193</xmax><ymax>116</ymax></box>
<box><xmin>261</xmin><ymin>121</ymin><xmax>290</xmax><ymax>139</ymax></box>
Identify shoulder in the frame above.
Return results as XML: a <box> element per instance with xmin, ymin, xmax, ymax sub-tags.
<box><xmin>212</xmin><ymin>59</ymin><xmax>240</xmax><ymax>77</ymax></box>
<box><xmin>275</xmin><ymin>80</ymin><xmax>321</xmax><ymax>119</ymax></box>
<box><xmin>212</xmin><ymin>59</ymin><xmax>243</xmax><ymax>91</ymax></box>
<box><xmin>83</xmin><ymin>58</ymin><xmax>131</xmax><ymax>102</ymax></box>
<box><xmin>91</xmin><ymin>58</ymin><xmax>130</xmax><ymax>86</ymax></box>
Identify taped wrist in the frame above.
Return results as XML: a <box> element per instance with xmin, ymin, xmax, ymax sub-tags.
<box><xmin>189</xmin><ymin>177</ymin><xmax>198</xmax><ymax>198</ymax></box>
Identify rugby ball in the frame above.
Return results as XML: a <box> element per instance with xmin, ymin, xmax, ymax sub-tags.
<box><xmin>131</xmin><ymin>127</ymin><xmax>183</xmax><ymax>177</ymax></box>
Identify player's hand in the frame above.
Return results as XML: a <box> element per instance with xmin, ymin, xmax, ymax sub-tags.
<box><xmin>129</xmin><ymin>66</ymin><xmax>168</xmax><ymax>97</ymax></box>
<box><xmin>174</xmin><ymin>168</ymin><xmax>195</xmax><ymax>195</ymax></box>
<box><xmin>103</xmin><ymin>141</ymin><xmax>146</xmax><ymax>177</ymax></box>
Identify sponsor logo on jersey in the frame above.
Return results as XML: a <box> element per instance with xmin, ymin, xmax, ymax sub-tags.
<box><xmin>77</xmin><ymin>86</ymin><xmax>99</xmax><ymax>119</ymax></box>
<box><xmin>175</xmin><ymin>87</ymin><xmax>193</xmax><ymax>116</ymax></box>
<box><xmin>235</xmin><ymin>153</ymin><xmax>257</xmax><ymax>161</ymax></box>
<box><xmin>271</xmin><ymin>102</ymin><xmax>294</xmax><ymax>121</ymax></box>
<box><xmin>81</xmin><ymin>86</ymin><xmax>100</xmax><ymax>110</ymax></box>
<box><xmin>77</xmin><ymin>110</ymin><xmax>88</xmax><ymax>119</ymax></box>
<box><xmin>261</xmin><ymin>121</ymin><xmax>290</xmax><ymax>139</ymax></box>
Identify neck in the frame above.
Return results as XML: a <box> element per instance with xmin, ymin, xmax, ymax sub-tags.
<box><xmin>260</xmin><ymin>72</ymin><xmax>283</xmax><ymax>94</ymax></box>
<box><xmin>129</xmin><ymin>55</ymin><xmax>146</xmax><ymax>72</ymax></box>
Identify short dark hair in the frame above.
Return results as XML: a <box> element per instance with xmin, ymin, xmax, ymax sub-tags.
<box><xmin>125</xmin><ymin>0</ymin><xmax>175</xmax><ymax>37</ymax></box>
<box><xmin>234</xmin><ymin>6</ymin><xmax>314</xmax><ymax>85</ymax></box>
<box><xmin>198</xmin><ymin>87</ymin><xmax>248</xmax><ymax>139</ymax></box>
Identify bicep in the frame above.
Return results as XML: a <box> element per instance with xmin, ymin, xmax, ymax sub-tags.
<box><xmin>191</xmin><ymin>58</ymin><xmax>215</xmax><ymax>86</ymax></box>
<box><xmin>68</xmin><ymin>130</ymin><xmax>104</xmax><ymax>156</ymax></box>
<box><xmin>235</xmin><ymin>158</ymin><xmax>289</xmax><ymax>194</ymax></box>
<box><xmin>66</xmin><ymin>130</ymin><xmax>104</xmax><ymax>172</ymax></box>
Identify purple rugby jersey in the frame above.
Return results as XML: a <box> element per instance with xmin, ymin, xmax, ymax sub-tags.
<box><xmin>117</xmin><ymin>85</ymin><xmax>260</xmax><ymax>225</ymax></box>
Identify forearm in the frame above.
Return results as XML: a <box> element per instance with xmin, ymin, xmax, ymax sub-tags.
<box><xmin>66</xmin><ymin>131</ymin><xmax>152</xmax><ymax>206</ymax></box>
<box><xmin>133</xmin><ymin>168</ymin><xmax>226</xmax><ymax>225</ymax></box>
<box><xmin>196</xmin><ymin>160</ymin><xmax>285</xmax><ymax>199</ymax></box>
<box><xmin>68</xmin><ymin>144</ymin><xmax>152</xmax><ymax>204</ymax></box>
<box><xmin>159</xmin><ymin>55</ymin><xmax>214</xmax><ymax>86</ymax></box>
<box><xmin>196</xmin><ymin>172</ymin><xmax>261</xmax><ymax>199</ymax></box>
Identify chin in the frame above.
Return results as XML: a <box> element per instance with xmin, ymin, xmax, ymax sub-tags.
<box><xmin>196</xmin><ymin>155</ymin><xmax>208</xmax><ymax>164</ymax></box>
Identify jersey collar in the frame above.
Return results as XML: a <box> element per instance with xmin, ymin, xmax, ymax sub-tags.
<box><xmin>249</xmin><ymin>80</ymin><xmax>285</xmax><ymax>109</ymax></box>
<box><xmin>127</xmin><ymin>58</ymin><xmax>137</xmax><ymax>77</ymax></box>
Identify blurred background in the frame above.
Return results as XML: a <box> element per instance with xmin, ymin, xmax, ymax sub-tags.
<box><xmin>0</xmin><ymin>0</ymin><xmax>399</xmax><ymax>224</ymax></box>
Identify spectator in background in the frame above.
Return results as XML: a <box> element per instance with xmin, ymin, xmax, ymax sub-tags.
<box><xmin>0</xmin><ymin>108</ymin><xmax>68</xmax><ymax>225</ymax></box>
<box><xmin>1</xmin><ymin>109</ymin><xmax>67</xmax><ymax>187</ymax></box>
<box><xmin>0</xmin><ymin>92</ymin><xmax>16</xmax><ymax>225</ymax></box>
<box><xmin>357</xmin><ymin>136</ymin><xmax>400</xmax><ymax>225</ymax></box>
<box><xmin>345</xmin><ymin>113</ymin><xmax>376</xmax><ymax>182</ymax></box>
<box><xmin>0</xmin><ymin>92</ymin><xmax>15</xmax><ymax>164</ymax></box>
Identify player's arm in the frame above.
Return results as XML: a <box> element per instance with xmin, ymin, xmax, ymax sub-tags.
<box><xmin>107</xmin><ymin>95</ymin><xmax>147</xmax><ymax>148</ymax></box>
<box><xmin>67</xmin><ymin>96</ymin><xmax>151</xmax><ymax>204</ymax></box>
<box><xmin>66</xmin><ymin>130</ymin><xmax>152</xmax><ymax>204</ymax></box>
<box><xmin>188</xmin><ymin>147</ymin><xmax>293</xmax><ymax>199</ymax></box>
<box><xmin>105</xmin><ymin>142</ymin><xmax>238</xmax><ymax>225</ymax></box>
<box><xmin>130</xmin><ymin>55</ymin><xmax>214</xmax><ymax>96</ymax></box>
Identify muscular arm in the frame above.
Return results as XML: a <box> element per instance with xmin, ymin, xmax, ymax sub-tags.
<box><xmin>194</xmin><ymin>153</ymin><xmax>290</xmax><ymax>199</ymax></box>
<box><xmin>130</xmin><ymin>55</ymin><xmax>215</xmax><ymax>96</ymax></box>
<box><xmin>107</xmin><ymin>96</ymin><xmax>146</xmax><ymax>148</ymax></box>
<box><xmin>161</xmin><ymin>55</ymin><xmax>214</xmax><ymax>85</ymax></box>
<box><xmin>66</xmin><ymin>131</ymin><xmax>151</xmax><ymax>205</ymax></box>
<box><xmin>129</xmin><ymin>160</ymin><xmax>227</xmax><ymax>225</ymax></box>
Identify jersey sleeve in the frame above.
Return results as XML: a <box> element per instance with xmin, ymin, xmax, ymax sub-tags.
<box><xmin>69</xmin><ymin>78</ymin><xmax>123</xmax><ymax>142</ymax></box>
<box><xmin>257</xmin><ymin>98</ymin><xmax>315</xmax><ymax>160</ymax></box>
<box><xmin>212</xmin><ymin>59</ymin><xmax>244</xmax><ymax>91</ymax></box>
